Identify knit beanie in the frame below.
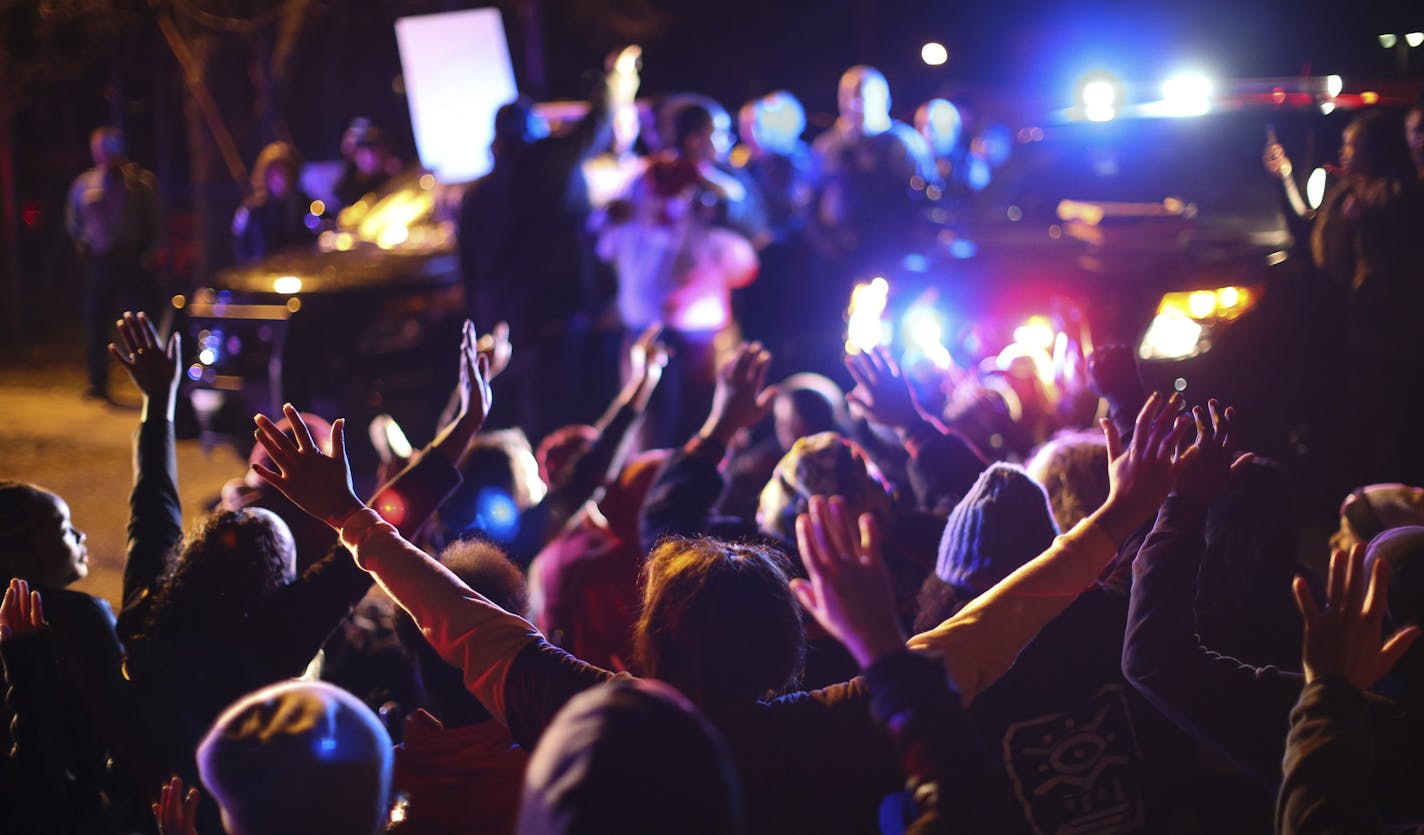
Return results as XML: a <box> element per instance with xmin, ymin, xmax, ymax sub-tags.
<box><xmin>937</xmin><ymin>463</ymin><xmax>1059</xmax><ymax>598</ymax></box>
<box><xmin>756</xmin><ymin>432</ymin><xmax>891</xmax><ymax>545</ymax></box>
<box><xmin>197</xmin><ymin>680</ymin><xmax>393</xmax><ymax>835</ymax></box>
<box><xmin>517</xmin><ymin>678</ymin><xmax>743</xmax><ymax>835</ymax></box>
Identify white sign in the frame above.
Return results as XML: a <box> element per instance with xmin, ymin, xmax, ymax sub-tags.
<box><xmin>395</xmin><ymin>8</ymin><xmax>518</xmax><ymax>183</ymax></box>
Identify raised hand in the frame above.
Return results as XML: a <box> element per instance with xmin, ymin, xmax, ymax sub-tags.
<box><xmin>152</xmin><ymin>776</ymin><xmax>200</xmax><ymax>835</ymax></box>
<box><xmin>0</xmin><ymin>579</ymin><xmax>46</xmax><ymax>642</ymax></box>
<box><xmin>625</xmin><ymin>323</ymin><xmax>669</xmax><ymax>411</ymax></box>
<box><xmin>1171</xmin><ymin>399</ymin><xmax>1256</xmax><ymax>505</ymax></box>
<box><xmin>698</xmin><ymin>342</ymin><xmax>776</xmax><ymax>446</ymax></box>
<box><xmin>109</xmin><ymin>311</ymin><xmax>181</xmax><ymax>407</ymax></box>
<box><xmin>1094</xmin><ymin>391</ymin><xmax>1193</xmax><ymax>543</ymax></box>
<box><xmin>432</xmin><ymin>320</ymin><xmax>495</xmax><ymax>466</ymax></box>
<box><xmin>791</xmin><ymin>496</ymin><xmax>905</xmax><ymax>669</ymax></box>
<box><xmin>252</xmin><ymin>404</ymin><xmax>364</xmax><ymax>529</ymax></box>
<box><xmin>1294</xmin><ymin>545</ymin><xmax>1421</xmax><ymax>690</ymax></box>
<box><xmin>475</xmin><ymin>321</ymin><xmax>512</xmax><ymax>382</ymax></box>
<box><xmin>845</xmin><ymin>346</ymin><xmax>928</xmax><ymax>434</ymax></box>
<box><xmin>1263</xmin><ymin>141</ymin><xmax>1292</xmax><ymax>179</ymax></box>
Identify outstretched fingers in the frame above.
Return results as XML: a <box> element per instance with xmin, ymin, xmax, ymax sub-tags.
<box><xmin>282</xmin><ymin>403</ymin><xmax>317</xmax><ymax>452</ymax></box>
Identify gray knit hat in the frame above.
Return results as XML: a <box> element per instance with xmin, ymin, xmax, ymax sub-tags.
<box><xmin>937</xmin><ymin>463</ymin><xmax>1059</xmax><ymax>598</ymax></box>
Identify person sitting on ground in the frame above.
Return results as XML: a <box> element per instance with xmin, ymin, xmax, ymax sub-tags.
<box><xmin>426</xmin><ymin>324</ymin><xmax>665</xmax><ymax>568</ymax></box>
<box><xmin>112</xmin><ymin>314</ymin><xmax>488</xmax><ymax>830</ymax></box>
<box><xmin>391</xmin><ymin>540</ymin><xmax>531</xmax><ymax>835</ymax></box>
<box><xmin>1025</xmin><ymin>429</ymin><xmax>1111</xmax><ymax>533</ymax></box>
<box><xmin>529</xmin><ymin>449</ymin><xmax>670</xmax><ymax>671</ymax></box>
<box><xmin>1123</xmin><ymin>404</ymin><xmax>1424</xmax><ymax>826</ymax></box>
<box><xmin>248</xmin><ymin>355</ymin><xmax>1192</xmax><ymax>835</ymax></box>
<box><xmin>181</xmin><ymin>680</ymin><xmax>395</xmax><ymax>835</ymax></box>
<box><xmin>517</xmin><ymin>678</ymin><xmax>743</xmax><ymax>835</ymax></box>
<box><xmin>1277</xmin><ymin>546</ymin><xmax>1422</xmax><ymax>835</ymax></box>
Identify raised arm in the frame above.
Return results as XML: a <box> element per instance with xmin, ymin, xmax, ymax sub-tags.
<box><xmin>640</xmin><ymin>342</ymin><xmax>775</xmax><ymax>548</ymax></box>
<box><xmin>251</xmin><ymin>361</ymin><xmax>613</xmax><ymax>734</ymax></box>
<box><xmin>245</xmin><ymin>324</ymin><xmax>486</xmax><ymax>672</ymax></box>
<box><xmin>909</xmin><ymin>391</ymin><xmax>1191</xmax><ymax>703</ymax></box>
<box><xmin>1121</xmin><ymin>400</ymin><xmax>1303</xmax><ymax>783</ymax></box>
<box><xmin>110</xmin><ymin>312</ymin><xmax>184</xmax><ymax>638</ymax></box>
<box><xmin>504</xmin><ymin>324</ymin><xmax>666</xmax><ymax>565</ymax></box>
<box><xmin>845</xmin><ymin>347</ymin><xmax>987</xmax><ymax>514</ymax></box>
<box><xmin>792</xmin><ymin>497</ymin><xmax>995</xmax><ymax>834</ymax></box>
<box><xmin>1276</xmin><ymin>548</ymin><xmax>1418</xmax><ymax>835</ymax></box>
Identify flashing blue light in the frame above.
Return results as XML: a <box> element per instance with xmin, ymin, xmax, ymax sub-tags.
<box><xmin>966</xmin><ymin>157</ymin><xmax>992</xmax><ymax>192</ymax></box>
<box><xmin>902</xmin><ymin>253</ymin><xmax>930</xmax><ymax>273</ymax></box>
<box><xmin>949</xmin><ymin>238</ymin><xmax>978</xmax><ymax>259</ymax></box>
<box><xmin>317</xmin><ymin>737</ymin><xmax>338</xmax><ymax>757</ymax></box>
<box><xmin>474</xmin><ymin>487</ymin><xmax>521</xmax><ymax>543</ymax></box>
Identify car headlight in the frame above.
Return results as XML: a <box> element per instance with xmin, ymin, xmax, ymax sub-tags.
<box><xmin>1139</xmin><ymin>285</ymin><xmax>1260</xmax><ymax>360</ymax></box>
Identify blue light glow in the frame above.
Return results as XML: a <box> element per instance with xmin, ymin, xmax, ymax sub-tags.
<box><xmin>474</xmin><ymin>487</ymin><xmax>521</xmax><ymax>543</ymax></box>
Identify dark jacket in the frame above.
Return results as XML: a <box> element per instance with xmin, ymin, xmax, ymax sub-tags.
<box><xmin>1277</xmin><ymin>676</ymin><xmax>1383</xmax><ymax>835</ymax></box>
<box><xmin>0</xmin><ymin>591</ymin><xmax>132</xmax><ymax>834</ymax></box>
<box><xmin>116</xmin><ymin>412</ymin><xmax>460</xmax><ymax>823</ymax></box>
<box><xmin>1123</xmin><ymin>497</ymin><xmax>1424</xmax><ymax>825</ymax></box>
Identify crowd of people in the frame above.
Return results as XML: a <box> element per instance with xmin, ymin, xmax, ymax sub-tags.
<box><xmin>29</xmin><ymin>43</ymin><xmax>1424</xmax><ymax>835</ymax></box>
<box><xmin>4</xmin><ymin>299</ymin><xmax>1424</xmax><ymax>835</ymax></box>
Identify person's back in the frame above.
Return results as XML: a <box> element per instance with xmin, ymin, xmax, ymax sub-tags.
<box><xmin>392</xmin><ymin>540</ymin><xmax>531</xmax><ymax>835</ymax></box>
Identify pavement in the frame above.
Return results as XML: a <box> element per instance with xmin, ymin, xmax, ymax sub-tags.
<box><xmin>0</xmin><ymin>349</ymin><xmax>244</xmax><ymax>608</ymax></box>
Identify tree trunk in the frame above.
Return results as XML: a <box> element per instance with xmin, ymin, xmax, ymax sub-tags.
<box><xmin>0</xmin><ymin>101</ymin><xmax>22</xmax><ymax>345</ymax></box>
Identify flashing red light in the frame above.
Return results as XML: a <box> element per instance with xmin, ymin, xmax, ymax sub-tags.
<box><xmin>374</xmin><ymin>490</ymin><xmax>408</xmax><ymax>528</ymax></box>
<box><xmin>21</xmin><ymin>203</ymin><xmax>41</xmax><ymax>229</ymax></box>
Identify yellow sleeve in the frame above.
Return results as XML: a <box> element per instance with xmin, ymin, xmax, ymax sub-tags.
<box><xmin>905</xmin><ymin>517</ymin><xmax>1118</xmax><ymax>704</ymax></box>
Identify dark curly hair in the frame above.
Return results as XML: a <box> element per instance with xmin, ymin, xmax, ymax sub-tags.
<box><xmin>142</xmin><ymin>508</ymin><xmax>295</xmax><ymax>646</ymax></box>
<box><xmin>633</xmin><ymin>537</ymin><xmax>803</xmax><ymax>711</ymax></box>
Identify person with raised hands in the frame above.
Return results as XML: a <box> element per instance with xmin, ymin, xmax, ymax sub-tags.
<box><xmin>793</xmin><ymin>496</ymin><xmax>996</xmax><ymax>834</ymax></box>
<box><xmin>114</xmin><ymin>315</ymin><xmax>491</xmax><ymax>832</ymax></box>
<box><xmin>844</xmin><ymin>345</ymin><xmax>987</xmax><ymax>515</ymax></box>
<box><xmin>252</xmin><ymin>385</ymin><xmax>1193</xmax><ymax>835</ymax></box>
<box><xmin>1124</xmin><ymin>401</ymin><xmax>1424</xmax><ymax>827</ymax></box>
<box><xmin>1277</xmin><ymin>547</ymin><xmax>1421</xmax><ymax>835</ymax></box>
<box><xmin>638</xmin><ymin>340</ymin><xmax>779</xmax><ymax>548</ymax></box>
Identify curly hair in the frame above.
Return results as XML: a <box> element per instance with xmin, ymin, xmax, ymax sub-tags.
<box><xmin>633</xmin><ymin>537</ymin><xmax>803</xmax><ymax>711</ymax></box>
<box><xmin>142</xmin><ymin>508</ymin><xmax>295</xmax><ymax>647</ymax></box>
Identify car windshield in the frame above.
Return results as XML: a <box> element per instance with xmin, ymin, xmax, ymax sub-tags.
<box><xmin>975</xmin><ymin>112</ymin><xmax>1293</xmax><ymax>248</ymax></box>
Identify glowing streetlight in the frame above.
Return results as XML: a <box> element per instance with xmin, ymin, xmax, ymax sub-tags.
<box><xmin>921</xmin><ymin>42</ymin><xmax>949</xmax><ymax>66</ymax></box>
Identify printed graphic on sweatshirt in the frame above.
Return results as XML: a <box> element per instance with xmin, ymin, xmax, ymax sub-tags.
<box><xmin>1001</xmin><ymin>684</ymin><xmax>1145</xmax><ymax>835</ymax></box>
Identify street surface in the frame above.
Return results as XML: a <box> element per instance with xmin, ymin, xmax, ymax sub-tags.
<box><xmin>0</xmin><ymin>349</ymin><xmax>243</xmax><ymax>608</ymax></box>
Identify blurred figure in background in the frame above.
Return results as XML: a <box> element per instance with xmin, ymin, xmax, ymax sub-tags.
<box><xmin>233</xmin><ymin>142</ymin><xmax>316</xmax><ymax>264</ymax></box>
<box><xmin>732</xmin><ymin>91</ymin><xmax>817</xmax><ymax>369</ymax></box>
<box><xmin>914</xmin><ymin>98</ymin><xmax>965</xmax><ymax>195</ymax></box>
<box><xmin>66</xmin><ymin>127</ymin><xmax>161</xmax><ymax>401</ymax></box>
<box><xmin>810</xmin><ymin>66</ymin><xmax>938</xmax><ymax>268</ymax></box>
<box><xmin>599</xmin><ymin>100</ymin><xmax>759</xmax><ymax>447</ymax></box>
<box><xmin>335</xmin><ymin>119</ymin><xmax>403</xmax><ymax>209</ymax></box>
<box><xmin>462</xmin><ymin>48</ymin><xmax>640</xmax><ymax>445</ymax></box>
